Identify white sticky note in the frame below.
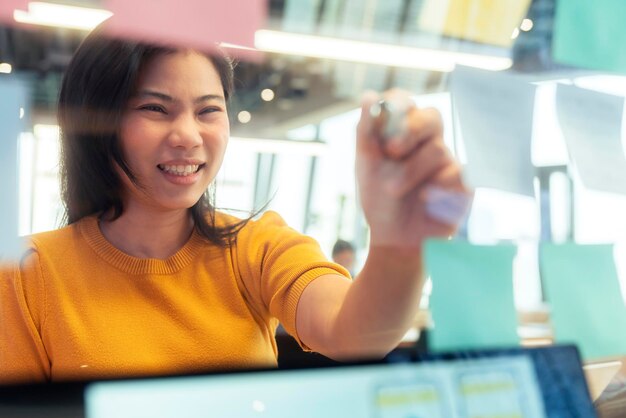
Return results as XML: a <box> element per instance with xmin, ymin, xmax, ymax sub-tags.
<box><xmin>451</xmin><ymin>66</ymin><xmax>536</xmax><ymax>196</ymax></box>
<box><xmin>555</xmin><ymin>84</ymin><xmax>626</xmax><ymax>195</ymax></box>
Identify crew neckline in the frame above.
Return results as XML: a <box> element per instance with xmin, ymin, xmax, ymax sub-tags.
<box><xmin>79</xmin><ymin>216</ymin><xmax>206</xmax><ymax>275</ymax></box>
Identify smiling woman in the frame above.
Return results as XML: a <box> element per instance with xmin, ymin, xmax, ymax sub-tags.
<box><xmin>57</xmin><ymin>26</ymin><xmax>244</xmax><ymax>247</ymax></box>
<box><xmin>103</xmin><ymin>51</ymin><xmax>232</xmax><ymax>257</ymax></box>
<box><xmin>0</xmin><ymin>20</ymin><xmax>468</xmax><ymax>384</ymax></box>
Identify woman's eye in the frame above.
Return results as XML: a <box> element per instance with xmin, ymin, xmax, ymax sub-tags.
<box><xmin>139</xmin><ymin>104</ymin><xmax>166</xmax><ymax>113</ymax></box>
<box><xmin>199</xmin><ymin>107</ymin><xmax>221</xmax><ymax>115</ymax></box>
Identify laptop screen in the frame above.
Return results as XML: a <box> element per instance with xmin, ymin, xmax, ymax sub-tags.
<box><xmin>83</xmin><ymin>345</ymin><xmax>596</xmax><ymax>418</ymax></box>
<box><xmin>422</xmin><ymin>345</ymin><xmax>598</xmax><ymax>417</ymax></box>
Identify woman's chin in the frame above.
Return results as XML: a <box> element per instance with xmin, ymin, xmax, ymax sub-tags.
<box><xmin>153</xmin><ymin>197</ymin><xmax>204</xmax><ymax>212</ymax></box>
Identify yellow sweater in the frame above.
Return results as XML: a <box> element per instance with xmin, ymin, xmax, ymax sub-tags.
<box><xmin>0</xmin><ymin>211</ymin><xmax>347</xmax><ymax>383</ymax></box>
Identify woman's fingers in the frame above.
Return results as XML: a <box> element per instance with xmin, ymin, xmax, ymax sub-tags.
<box><xmin>383</xmin><ymin>137</ymin><xmax>452</xmax><ymax>198</ymax></box>
<box><xmin>382</xmin><ymin>106</ymin><xmax>444</xmax><ymax>160</ymax></box>
<box><xmin>356</xmin><ymin>91</ymin><xmax>383</xmax><ymax>154</ymax></box>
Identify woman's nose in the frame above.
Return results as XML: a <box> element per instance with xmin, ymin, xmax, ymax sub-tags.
<box><xmin>167</xmin><ymin>113</ymin><xmax>203</xmax><ymax>149</ymax></box>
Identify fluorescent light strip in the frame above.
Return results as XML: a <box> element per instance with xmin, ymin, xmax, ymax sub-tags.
<box><xmin>218</xmin><ymin>42</ymin><xmax>258</xmax><ymax>52</ymax></box>
<box><xmin>255</xmin><ymin>30</ymin><xmax>512</xmax><ymax>72</ymax></box>
<box><xmin>14</xmin><ymin>2</ymin><xmax>112</xmax><ymax>31</ymax></box>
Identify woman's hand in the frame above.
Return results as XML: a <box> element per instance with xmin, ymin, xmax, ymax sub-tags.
<box><xmin>356</xmin><ymin>90</ymin><xmax>470</xmax><ymax>250</ymax></box>
<box><xmin>297</xmin><ymin>90</ymin><xmax>471</xmax><ymax>359</ymax></box>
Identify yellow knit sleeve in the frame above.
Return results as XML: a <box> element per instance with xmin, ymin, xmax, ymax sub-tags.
<box><xmin>0</xmin><ymin>248</ymin><xmax>51</xmax><ymax>384</ymax></box>
<box><xmin>232</xmin><ymin>211</ymin><xmax>350</xmax><ymax>350</ymax></box>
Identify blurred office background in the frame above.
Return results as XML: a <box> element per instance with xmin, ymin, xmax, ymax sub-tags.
<box><xmin>1</xmin><ymin>0</ymin><xmax>626</xmax><ymax>313</ymax></box>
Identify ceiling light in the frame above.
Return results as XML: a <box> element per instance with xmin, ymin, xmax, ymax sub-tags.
<box><xmin>218</xmin><ymin>42</ymin><xmax>257</xmax><ymax>52</ymax></box>
<box><xmin>520</xmin><ymin>18</ymin><xmax>534</xmax><ymax>32</ymax></box>
<box><xmin>13</xmin><ymin>2</ymin><xmax>113</xmax><ymax>31</ymax></box>
<box><xmin>261</xmin><ymin>88</ymin><xmax>275</xmax><ymax>101</ymax></box>
<box><xmin>511</xmin><ymin>28</ymin><xmax>520</xmax><ymax>40</ymax></box>
<box><xmin>0</xmin><ymin>62</ymin><xmax>12</xmax><ymax>74</ymax></box>
<box><xmin>254</xmin><ymin>30</ymin><xmax>512</xmax><ymax>72</ymax></box>
<box><xmin>237</xmin><ymin>111</ymin><xmax>252</xmax><ymax>124</ymax></box>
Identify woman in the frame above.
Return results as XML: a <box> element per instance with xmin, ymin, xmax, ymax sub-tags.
<box><xmin>0</xmin><ymin>25</ymin><xmax>467</xmax><ymax>383</ymax></box>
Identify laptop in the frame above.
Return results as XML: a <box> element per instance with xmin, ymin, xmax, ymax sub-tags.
<box><xmin>0</xmin><ymin>345</ymin><xmax>598</xmax><ymax>418</ymax></box>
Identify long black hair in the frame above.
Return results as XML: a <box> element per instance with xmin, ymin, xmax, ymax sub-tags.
<box><xmin>58</xmin><ymin>25</ymin><xmax>249</xmax><ymax>246</ymax></box>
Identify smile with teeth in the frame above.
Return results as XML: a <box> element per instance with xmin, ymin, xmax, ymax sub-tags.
<box><xmin>158</xmin><ymin>164</ymin><xmax>203</xmax><ymax>176</ymax></box>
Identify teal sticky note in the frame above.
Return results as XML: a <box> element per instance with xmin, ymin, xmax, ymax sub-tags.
<box><xmin>553</xmin><ymin>0</ymin><xmax>626</xmax><ymax>74</ymax></box>
<box><xmin>540</xmin><ymin>243</ymin><xmax>626</xmax><ymax>359</ymax></box>
<box><xmin>425</xmin><ymin>240</ymin><xmax>519</xmax><ymax>352</ymax></box>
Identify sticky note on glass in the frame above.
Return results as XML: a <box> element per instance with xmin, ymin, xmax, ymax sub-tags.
<box><xmin>419</xmin><ymin>0</ymin><xmax>532</xmax><ymax>47</ymax></box>
<box><xmin>553</xmin><ymin>0</ymin><xmax>626</xmax><ymax>74</ymax></box>
<box><xmin>0</xmin><ymin>0</ymin><xmax>28</xmax><ymax>24</ymax></box>
<box><xmin>540</xmin><ymin>243</ymin><xmax>626</xmax><ymax>360</ymax></box>
<box><xmin>555</xmin><ymin>84</ymin><xmax>626</xmax><ymax>195</ymax></box>
<box><xmin>103</xmin><ymin>0</ymin><xmax>266</xmax><ymax>60</ymax></box>
<box><xmin>0</xmin><ymin>77</ymin><xmax>28</xmax><ymax>260</ymax></box>
<box><xmin>451</xmin><ymin>66</ymin><xmax>536</xmax><ymax>197</ymax></box>
<box><xmin>425</xmin><ymin>240</ymin><xmax>519</xmax><ymax>352</ymax></box>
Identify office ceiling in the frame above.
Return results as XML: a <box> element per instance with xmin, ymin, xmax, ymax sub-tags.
<box><xmin>0</xmin><ymin>0</ymin><xmax>560</xmax><ymax>140</ymax></box>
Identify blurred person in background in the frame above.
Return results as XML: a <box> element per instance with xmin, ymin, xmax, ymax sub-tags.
<box><xmin>332</xmin><ymin>239</ymin><xmax>356</xmax><ymax>277</ymax></box>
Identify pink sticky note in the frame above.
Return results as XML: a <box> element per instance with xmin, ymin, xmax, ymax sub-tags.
<box><xmin>0</xmin><ymin>0</ymin><xmax>29</xmax><ymax>25</ymax></box>
<box><xmin>103</xmin><ymin>0</ymin><xmax>267</xmax><ymax>61</ymax></box>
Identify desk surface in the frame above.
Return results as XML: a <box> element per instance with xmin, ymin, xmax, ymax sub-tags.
<box><xmin>595</xmin><ymin>357</ymin><xmax>626</xmax><ymax>418</ymax></box>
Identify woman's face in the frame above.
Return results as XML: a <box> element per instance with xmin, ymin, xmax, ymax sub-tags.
<box><xmin>118</xmin><ymin>51</ymin><xmax>229</xmax><ymax>213</ymax></box>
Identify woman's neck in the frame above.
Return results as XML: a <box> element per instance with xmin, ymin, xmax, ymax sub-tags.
<box><xmin>99</xmin><ymin>204</ymin><xmax>195</xmax><ymax>260</ymax></box>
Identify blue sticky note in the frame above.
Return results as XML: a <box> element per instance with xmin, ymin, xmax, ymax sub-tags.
<box><xmin>553</xmin><ymin>0</ymin><xmax>626</xmax><ymax>74</ymax></box>
<box><xmin>540</xmin><ymin>243</ymin><xmax>626</xmax><ymax>359</ymax></box>
<box><xmin>0</xmin><ymin>77</ymin><xmax>28</xmax><ymax>259</ymax></box>
<box><xmin>425</xmin><ymin>240</ymin><xmax>519</xmax><ymax>352</ymax></box>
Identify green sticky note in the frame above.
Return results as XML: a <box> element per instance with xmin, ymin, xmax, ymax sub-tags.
<box><xmin>553</xmin><ymin>0</ymin><xmax>626</xmax><ymax>74</ymax></box>
<box><xmin>425</xmin><ymin>240</ymin><xmax>519</xmax><ymax>352</ymax></box>
<box><xmin>540</xmin><ymin>243</ymin><xmax>626</xmax><ymax>360</ymax></box>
